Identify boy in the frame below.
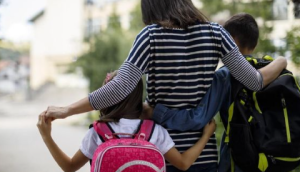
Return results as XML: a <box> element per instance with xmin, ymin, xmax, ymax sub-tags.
<box><xmin>143</xmin><ymin>13</ymin><xmax>282</xmax><ymax>172</ymax></box>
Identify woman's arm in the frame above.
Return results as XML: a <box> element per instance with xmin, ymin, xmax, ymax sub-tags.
<box><xmin>45</xmin><ymin>97</ymin><xmax>93</xmax><ymax>119</ymax></box>
<box><xmin>258</xmin><ymin>56</ymin><xmax>287</xmax><ymax>86</ymax></box>
<box><xmin>37</xmin><ymin>112</ymin><xmax>89</xmax><ymax>172</ymax></box>
<box><xmin>164</xmin><ymin>120</ymin><xmax>216</xmax><ymax>171</ymax></box>
<box><xmin>219</xmin><ymin>25</ymin><xmax>287</xmax><ymax>91</ymax></box>
<box><xmin>45</xmin><ymin>27</ymin><xmax>151</xmax><ymax>120</ymax></box>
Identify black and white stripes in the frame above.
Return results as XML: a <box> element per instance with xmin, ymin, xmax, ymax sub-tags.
<box><xmin>88</xmin><ymin>22</ymin><xmax>263</xmax><ymax>168</ymax></box>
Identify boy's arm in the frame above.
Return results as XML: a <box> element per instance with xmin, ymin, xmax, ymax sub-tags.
<box><xmin>144</xmin><ymin>67</ymin><xmax>231</xmax><ymax>131</ymax></box>
<box><xmin>151</xmin><ymin>104</ymin><xmax>207</xmax><ymax>131</ymax></box>
<box><xmin>37</xmin><ymin>113</ymin><xmax>89</xmax><ymax>172</ymax></box>
<box><xmin>164</xmin><ymin>120</ymin><xmax>216</xmax><ymax>171</ymax></box>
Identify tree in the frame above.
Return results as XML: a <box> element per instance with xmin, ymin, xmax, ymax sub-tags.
<box><xmin>285</xmin><ymin>26</ymin><xmax>300</xmax><ymax>66</ymax></box>
<box><xmin>200</xmin><ymin>0</ymin><xmax>276</xmax><ymax>57</ymax></box>
<box><xmin>73</xmin><ymin>11</ymin><xmax>131</xmax><ymax>92</ymax></box>
<box><xmin>129</xmin><ymin>2</ymin><xmax>144</xmax><ymax>32</ymax></box>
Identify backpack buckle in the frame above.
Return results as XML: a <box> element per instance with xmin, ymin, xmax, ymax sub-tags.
<box><xmin>138</xmin><ymin>133</ymin><xmax>146</xmax><ymax>140</ymax></box>
<box><xmin>105</xmin><ymin>134</ymin><xmax>114</xmax><ymax>140</ymax></box>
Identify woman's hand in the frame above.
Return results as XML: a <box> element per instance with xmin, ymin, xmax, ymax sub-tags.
<box><xmin>203</xmin><ymin>119</ymin><xmax>216</xmax><ymax>138</ymax></box>
<box><xmin>45</xmin><ymin>106</ymin><xmax>71</xmax><ymax>120</ymax></box>
<box><xmin>37</xmin><ymin>111</ymin><xmax>53</xmax><ymax>140</ymax></box>
<box><xmin>45</xmin><ymin>97</ymin><xmax>94</xmax><ymax>120</ymax></box>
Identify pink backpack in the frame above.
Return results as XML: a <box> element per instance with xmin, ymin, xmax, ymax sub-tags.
<box><xmin>91</xmin><ymin>120</ymin><xmax>166</xmax><ymax>172</ymax></box>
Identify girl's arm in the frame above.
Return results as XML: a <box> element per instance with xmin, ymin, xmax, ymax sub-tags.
<box><xmin>164</xmin><ymin>120</ymin><xmax>216</xmax><ymax>171</ymax></box>
<box><xmin>37</xmin><ymin>112</ymin><xmax>89</xmax><ymax>172</ymax></box>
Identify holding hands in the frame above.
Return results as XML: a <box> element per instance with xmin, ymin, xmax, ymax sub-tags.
<box><xmin>44</xmin><ymin>106</ymin><xmax>71</xmax><ymax>120</ymax></box>
<box><xmin>37</xmin><ymin>111</ymin><xmax>53</xmax><ymax>140</ymax></box>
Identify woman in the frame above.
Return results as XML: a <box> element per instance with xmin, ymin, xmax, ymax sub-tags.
<box><xmin>44</xmin><ymin>0</ymin><xmax>286</xmax><ymax>171</ymax></box>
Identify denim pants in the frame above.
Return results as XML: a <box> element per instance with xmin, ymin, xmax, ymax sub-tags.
<box><xmin>152</xmin><ymin>67</ymin><xmax>243</xmax><ymax>172</ymax></box>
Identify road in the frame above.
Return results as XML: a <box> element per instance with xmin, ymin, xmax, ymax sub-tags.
<box><xmin>0</xmin><ymin>85</ymin><xmax>91</xmax><ymax>172</ymax></box>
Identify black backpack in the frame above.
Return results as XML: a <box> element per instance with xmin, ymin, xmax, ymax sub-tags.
<box><xmin>224</xmin><ymin>56</ymin><xmax>300</xmax><ymax>172</ymax></box>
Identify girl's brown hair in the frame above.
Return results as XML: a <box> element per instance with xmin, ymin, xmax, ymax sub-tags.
<box><xmin>141</xmin><ymin>0</ymin><xmax>208</xmax><ymax>28</ymax></box>
<box><xmin>99</xmin><ymin>71</ymin><xmax>143</xmax><ymax>122</ymax></box>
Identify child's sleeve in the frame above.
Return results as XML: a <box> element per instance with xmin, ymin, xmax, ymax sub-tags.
<box><xmin>152</xmin><ymin>104</ymin><xmax>206</xmax><ymax>131</ymax></box>
<box><xmin>80</xmin><ymin>128</ymin><xmax>102</xmax><ymax>159</ymax></box>
<box><xmin>152</xmin><ymin>125</ymin><xmax>175</xmax><ymax>155</ymax></box>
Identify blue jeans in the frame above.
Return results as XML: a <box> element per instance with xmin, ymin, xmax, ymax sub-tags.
<box><xmin>152</xmin><ymin>67</ymin><xmax>242</xmax><ymax>172</ymax></box>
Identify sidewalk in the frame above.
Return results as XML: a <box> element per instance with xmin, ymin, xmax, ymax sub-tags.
<box><xmin>0</xmin><ymin>85</ymin><xmax>90</xmax><ymax>172</ymax></box>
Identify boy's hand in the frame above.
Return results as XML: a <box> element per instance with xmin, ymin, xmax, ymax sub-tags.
<box><xmin>37</xmin><ymin>111</ymin><xmax>53</xmax><ymax>140</ymax></box>
<box><xmin>203</xmin><ymin>119</ymin><xmax>216</xmax><ymax>138</ymax></box>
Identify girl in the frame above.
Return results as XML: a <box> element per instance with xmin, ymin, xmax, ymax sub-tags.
<box><xmin>44</xmin><ymin>0</ymin><xmax>287</xmax><ymax>171</ymax></box>
<box><xmin>37</xmin><ymin>71</ymin><xmax>216</xmax><ymax>172</ymax></box>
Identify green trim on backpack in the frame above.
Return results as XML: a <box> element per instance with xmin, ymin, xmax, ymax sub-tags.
<box><xmin>258</xmin><ymin>153</ymin><xmax>269</xmax><ymax>172</ymax></box>
<box><xmin>280</xmin><ymin>73</ymin><xmax>300</xmax><ymax>91</ymax></box>
<box><xmin>281</xmin><ymin>96</ymin><xmax>291</xmax><ymax>143</ymax></box>
<box><xmin>263</xmin><ymin>55</ymin><xmax>274</xmax><ymax>61</ymax></box>
<box><xmin>225</xmin><ymin>102</ymin><xmax>235</xmax><ymax>143</ymax></box>
<box><xmin>253</xmin><ymin>92</ymin><xmax>262</xmax><ymax>114</ymax></box>
<box><xmin>248</xmin><ymin>116</ymin><xmax>253</xmax><ymax>122</ymax></box>
<box><xmin>231</xmin><ymin>155</ymin><xmax>235</xmax><ymax>172</ymax></box>
<box><xmin>275</xmin><ymin>157</ymin><xmax>300</xmax><ymax>162</ymax></box>
<box><xmin>240</xmin><ymin>100</ymin><xmax>245</xmax><ymax>105</ymax></box>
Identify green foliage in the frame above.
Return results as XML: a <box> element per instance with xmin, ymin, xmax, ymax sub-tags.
<box><xmin>73</xmin><ymin>11</ymin><xmax>132</xmax><ymax>92</ymax></box>
<box><xmin>107</xmin><ymin>10</ymin><xmax>122</xmax><ymax>32</ymax></box>
<box><xmin>200</xmin><ymin>0</ymin><xmax>276</xmax><ymax>56</ymax></box>
<box><xmin>129</xmin><ymin>2</ymin><xmax>144</xmax><ymax>32</ymax></box>
<box><xmin>286</xmin><ymin>26</ymin><xmax>300</xmax><ymax>66</ymax></box>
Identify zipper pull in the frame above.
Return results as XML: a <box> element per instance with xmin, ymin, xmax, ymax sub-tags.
<box><xmin>268</xmin><ymin>155</ymin><xmax>277</xmax><ymax>164</ymax></box>
<box><xmin>281</xmin><ymin>97</ymin><xmax>286</xmax><ymax>108</ymax></box>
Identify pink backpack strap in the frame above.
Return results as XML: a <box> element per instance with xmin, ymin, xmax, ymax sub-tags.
<box><xmin>134</xmin><ymin>120</ymin><xmax>155</xmax><ymax>141</ymax></box>
<box><xmin>93</xmin><ymin>121</ymin><xmax>117</xmax><ymax>141</ymax></box>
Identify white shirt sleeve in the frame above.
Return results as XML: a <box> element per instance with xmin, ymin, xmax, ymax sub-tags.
<box><xmin>80</xmin><ymin>128</ymin><xmax>102</xmax><ymax>159</ymax></box>
<box><xmin>150</xmin><ymin>124</ymin><xmax>175</xmax><ymax>155</ymax></box>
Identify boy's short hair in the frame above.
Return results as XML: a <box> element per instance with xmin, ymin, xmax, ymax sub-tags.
<box><xmin>223</xmin><ymin>13</ymin><xmax>259</xmax><ymax>50</ymax></box>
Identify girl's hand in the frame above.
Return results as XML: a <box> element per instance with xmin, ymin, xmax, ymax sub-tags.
<box><xmin>37</xmin><ymin>111</ymin><xmax>53</xmax><ymax>140</ymax></box>
<box><xmin>203</xmin><ymin>119</ymin><xmax>216</xmax><ymax>138</ymax></box>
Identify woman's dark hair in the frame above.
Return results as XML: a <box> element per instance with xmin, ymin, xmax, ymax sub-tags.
<box><xmin>99</xmin><ymin>71</ymin><xmax>143</xmax><ymax>122</ymax></box>
<box><xmin>223</xmin><ymin>13</ymin><xmax>259</xmax><ymax>50</ymax></box>
<box><xmin>141</xmin><ymin>0</ymin><xmax>208</xmax><ymax>28</ymax></box>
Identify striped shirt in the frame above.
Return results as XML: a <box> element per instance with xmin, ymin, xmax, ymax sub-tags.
<box><xmin>89</xmin><ymin>22</ymin><xmax>263</xmax><ymax>169</ymax></box>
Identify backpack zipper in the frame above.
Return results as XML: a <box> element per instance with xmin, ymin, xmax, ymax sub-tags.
<box><xmin>281</xmin><ymin>96</ymin><xmax>291</xmax><ymax>143</ymax></box>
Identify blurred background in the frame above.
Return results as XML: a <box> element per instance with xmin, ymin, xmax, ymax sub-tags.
<box><xmin>0</xmin><ymin>0</ymin><xmax>299</xmax><ymax>171</ymax></box>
